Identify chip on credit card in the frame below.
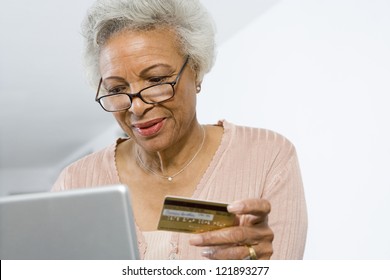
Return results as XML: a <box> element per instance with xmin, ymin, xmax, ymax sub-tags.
<box><xmin>157</xmin><ymin>196</ymin><xmax>236</xmax><ymax>233</ymax></box>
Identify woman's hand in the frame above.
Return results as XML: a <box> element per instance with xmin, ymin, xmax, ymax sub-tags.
<box><xmin>189</xmin><ymin>198</ymin><xmax>274</xmax><ymax>260</ymax></box>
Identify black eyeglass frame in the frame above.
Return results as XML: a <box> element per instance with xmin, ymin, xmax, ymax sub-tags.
<box><xmin>95</xmin><ymin>56</ymin><xmax>189</xmax><ymax>112</ymax></box>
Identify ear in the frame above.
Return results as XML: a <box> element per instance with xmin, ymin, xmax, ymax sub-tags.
<box><xmin>195</xmin><ymin>80</ymin><xmax>202</xmax><ymax>93</ymax></box>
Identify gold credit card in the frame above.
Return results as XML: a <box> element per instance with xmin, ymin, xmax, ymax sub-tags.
<box><xmin>157</xmin><ymin>196</ymin><xmax>236</xmax><ymax>233</ymax></box>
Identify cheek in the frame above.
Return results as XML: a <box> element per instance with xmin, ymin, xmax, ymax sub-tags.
<box><xmin>182</xmin><ymin>86</ymin><xmax>197</xmax><ymax>111</ymax></box>
<box><xmin>170</xmin><ymin>92</ymin><xmax>197</xmax><ymax>128</ymax></box>
<box><xmin>175</xmin><ymin>78</ymin><xmax>197</xmax><ymax>108</ymax></box>
<box><xmin>112</xmin><ymin>112</ymin><xmax>133</xmax><ymax>135</ymax></box>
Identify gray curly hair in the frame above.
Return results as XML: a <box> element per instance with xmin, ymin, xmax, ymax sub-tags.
<box><xmin>81</xmin><ymin>0</ymin><xmax>216</xmax><ymax>87</ymax></box>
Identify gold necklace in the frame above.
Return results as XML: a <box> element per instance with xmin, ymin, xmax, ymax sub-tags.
<box><xmin>136</xmin><ymin>126</ymin><xmax>206</xmax><ymax>181</ymax></box>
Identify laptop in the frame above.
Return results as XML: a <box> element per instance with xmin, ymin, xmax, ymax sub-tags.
<box><xmin>0</xmin><ymin>185</ymin><xmax>139</xmax><ymax>259</ymax></box>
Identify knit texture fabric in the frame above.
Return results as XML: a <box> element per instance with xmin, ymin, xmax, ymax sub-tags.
<box><xmin>52</xmin><ymin>120</ymin><xmax>308</xmax><ymax>259</ymax></box>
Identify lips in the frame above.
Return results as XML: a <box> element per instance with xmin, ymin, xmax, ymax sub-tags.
<box><xmin>132</xmin><ymin>118</ymin><xmax>166</xmax><ymax>137</ymax></box>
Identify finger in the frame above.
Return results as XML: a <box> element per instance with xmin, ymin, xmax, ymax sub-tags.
<box><xmin>239</xmin><ymin>213</ymin><xmax>268</xmax><ymax>226</ymax></box>
<box><xmin>201</xmin><ymin>245</ymin><xmax>245</xmax><ymax>260</ymax></box>
<box><xmin>189</xmin><ymin>225</ymin><xmax>273</xmax><ymax>247</ymax></box>
<box><xmin>227</xmin><ymin>199</ymin><xmax>271</xmax><ymax>217</ymax></box>
<box><xmin>201</xmin><ymin>243</ymin><xmax>273</xmax><ymax>260</ymax></box>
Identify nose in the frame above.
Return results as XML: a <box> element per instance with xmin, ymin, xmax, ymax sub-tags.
<box><xmin>128</xmin><ymin>95</ymin><xmax>153</xmax><ymax>116</ymax></box>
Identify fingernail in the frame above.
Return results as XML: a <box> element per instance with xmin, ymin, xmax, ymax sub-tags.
<box><xmin>227</xmin><ymin>202</ymin><xmax>244</xmax><ymax>213</ymax></box>
<box><xmin>189</xmin><ymin>235</ymin><xmax>203</xmax><ymax>245</ymax></box>
<box><xmin>201</xmin><ymin>248</ymin><xmax>214</xmax><ymax>258</ymax></box>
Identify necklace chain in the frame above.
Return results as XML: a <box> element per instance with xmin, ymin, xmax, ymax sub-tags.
<box><xmin>136</xmin><ymin>126</ymin><xmax>206</xmax><ymax>181</ymax></box>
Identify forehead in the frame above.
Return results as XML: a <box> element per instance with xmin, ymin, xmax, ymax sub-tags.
<box><xmin>99</xmin><ymin>28</ymin><xmax>183</xmax><ymax>75</ymax></box>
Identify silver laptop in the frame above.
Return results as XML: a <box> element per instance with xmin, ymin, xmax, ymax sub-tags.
<box><xmin>0</xmin><ymin>185</ymin><xmax>139</xmax><ymax>259</ymax></box>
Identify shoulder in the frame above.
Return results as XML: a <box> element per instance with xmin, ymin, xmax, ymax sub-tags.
<box><xmin>51</xmin><ymin>141</ymin><xmax>121</xmax><ymax>191</ymax></box>
<box><xmin>219</xmin><ymin>120</ymin><xmax>298</xmax><ymax>172</ymax></box>
<box><xmin>65</xmin><ymin>143</ymin><xmax>116</xmax><ymax>172</ymax></box>
<box><xmin>222</xmin><ymin>120</ymin><xmax>296</xmax><ymax>155</ymax></box>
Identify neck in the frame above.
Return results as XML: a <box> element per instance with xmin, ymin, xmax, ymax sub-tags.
<box><xmin>135</xmin><ymin>122</ymin><xmax>206</xmax><ymax>180</ymax></box>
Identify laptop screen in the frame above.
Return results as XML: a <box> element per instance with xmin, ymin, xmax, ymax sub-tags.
<box><xmin>0</xmin><ymin>185</ymin><xmax>139</xmax><ymax>260</ymax></box>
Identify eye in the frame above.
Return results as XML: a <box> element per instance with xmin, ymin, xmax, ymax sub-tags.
<box><xmin>147</xmin><ymin>76</ymin><xmax>170</xmax><ymax>84</ymax></box>
<box><xmin>107</xmin><ymin>85</ymin><xmax>129</xmax><ymax>94</ymax></box>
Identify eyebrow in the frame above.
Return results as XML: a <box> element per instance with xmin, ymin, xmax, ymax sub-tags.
<box><xmin>102</xmin><ymin>63</ymin><xmax>175</xmax><ymax>84</ymax></box>
<box><xmin>139</xmin><ymin>63</ymin><xmax>174</xmax><ymax>78</ymax></box>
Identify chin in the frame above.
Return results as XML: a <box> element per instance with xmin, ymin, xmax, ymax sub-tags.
<box><xmin>131</xmin><ymin>130</ymin><xmax>170</xmax><ymax>150</ymax></box>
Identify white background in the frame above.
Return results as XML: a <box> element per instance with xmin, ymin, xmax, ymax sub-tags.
<box><xmin>1</xmin><ymin>0</ymin><xmax>389</xmax><ymax>259</ymax></box>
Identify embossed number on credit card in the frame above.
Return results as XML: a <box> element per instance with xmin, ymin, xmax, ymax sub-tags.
<box><xmin>157</xmin><ymin>196</ymin><xmax>236</xmax><ymax>233</ymax></box>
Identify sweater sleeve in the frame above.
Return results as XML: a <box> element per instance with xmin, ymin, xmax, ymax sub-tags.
<box><xmin>263</xmin><ymin>143</ymin><xmax>308</xmax><ymax>259</ymax></box>
<box><xmin>51</xmin><ymin>167</ymin><xmax>68</xmax><ymax>192</ymax></box>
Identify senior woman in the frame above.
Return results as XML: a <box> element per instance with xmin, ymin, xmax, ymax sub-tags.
<box><xmin>52</xmin><ymin>0</ymin><xmax>307</xmax><ymax>260</ymax></box>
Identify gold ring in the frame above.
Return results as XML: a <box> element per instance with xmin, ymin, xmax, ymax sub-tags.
<box><xmin>246</xmin><ymin>245</ymin><xmax>258</xmax><ymax>260</ymax></box>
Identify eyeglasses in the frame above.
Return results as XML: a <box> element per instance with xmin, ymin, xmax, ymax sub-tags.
<box><xmin>95</xmin><ymin>56</ymin><xmax>189</xmax><ymax>112</ymax></box>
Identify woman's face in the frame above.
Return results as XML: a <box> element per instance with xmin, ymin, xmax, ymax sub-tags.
<box><xmin>99</xmin><ymin>28</ymin><xmax>199</xmax><ymax>152</ymax></box>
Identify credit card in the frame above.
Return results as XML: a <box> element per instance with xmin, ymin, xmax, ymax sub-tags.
<box><xmin>157</xmin><ymin>196</ymin><xmax>236</xmax><ymax>233</ymax></box>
